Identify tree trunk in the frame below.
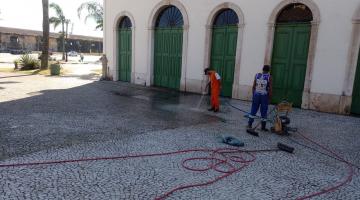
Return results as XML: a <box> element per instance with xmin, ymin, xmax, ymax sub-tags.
<box><xmin>41</xmin><ymin>0</ymin><xmax>49</xmax><ymax>70</ymax></box>
<box><xmin>62</xmin><ymin>22</ymin><xmax>65</xmax><ymax>60</ymax></box>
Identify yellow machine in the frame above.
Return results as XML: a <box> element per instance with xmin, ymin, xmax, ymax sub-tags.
<box><xmin>270</xmin><ymin>101</ymin><xmax>294</xmax><ymax>135</ymax></box>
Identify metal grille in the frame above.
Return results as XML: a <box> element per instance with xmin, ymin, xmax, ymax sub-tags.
<box><xmin>213</xmin><ymin>9</ymin><xmax>239</xmax><ymax>26</ymax></box>
<box><xmin>155</xmin><ymin>6</ymin><xmax>184</xmax><ymax>28</ymax></box>
<box><xmin>119</xmin><ymin>17</ymin><xmax>132</xmax><ymax>28</ymax></box>
<box><xmin>277</xmin><ymin>3</ymin><xmax>313</xmax><ymax>23</ymax></box>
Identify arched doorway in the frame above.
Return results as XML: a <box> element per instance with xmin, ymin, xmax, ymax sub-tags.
<box><xmin>271</xmin><ymin>3</ymin><xmax>313</xmax><ymax>107</ymax></box>
<box><xmin>348</xmin><ymin>5</ymin><xmax>360</xmax><ymax>115</ymax></box>
<box><xmin>118</xmin><ymin>16</ymin><xmax>132</xmax><ymax>82</ymax></box>
<box><xmin>210</xmin><ymin>9</ymin><xmax>239</xmax><ymax>97</ymax></box>
<box><xmin>351</xmin><ymin>49</ymin><xmax>360</xmax><ymax>114</ymax></box>
<box><xmin>153</xmin><ymin>6</ymin><xmax>184</xmax><ymax>90</ymax></box>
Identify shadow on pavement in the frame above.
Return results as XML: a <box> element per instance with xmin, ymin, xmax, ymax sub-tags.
<box><xmin>0</xmin><ymin>74</ymin><xmax>35</xmax><ymax>79</ymax></box>
<box><xmin>59</xmin><ymin>73</ymin><xmax>101</xmax><ymax>80</ymax></box>
<box><xmin>0</xmin><ymin>81</ymin><xmax>21</xmax><ymax>84</ymax></box>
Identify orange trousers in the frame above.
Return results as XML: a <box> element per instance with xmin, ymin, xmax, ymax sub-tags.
<box><xmin>211</xmin><ymin>87</ymin><xmax>220</xmax><ymax>110</ymax></box>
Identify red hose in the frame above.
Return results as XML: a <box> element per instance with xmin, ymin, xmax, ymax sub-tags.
<box><xmin>0</xmin><ymin>141</ymin><xmax>354</xmax><ymax>200</ymax></box>
<box><xmin>295</xmin><ymin>132</ymin><xmax>354</xmax><ymax>200</ymax></box>
<box><xmin>0</xmin><ymin>148</ymin><xmax>278</xmax><ymax>199</ymax></box>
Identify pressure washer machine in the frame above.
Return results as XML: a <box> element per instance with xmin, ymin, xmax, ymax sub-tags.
<box><xmin>269</xmin><ymin>101</ymin><xmax>297</xmax><ymax>135</ymax></box>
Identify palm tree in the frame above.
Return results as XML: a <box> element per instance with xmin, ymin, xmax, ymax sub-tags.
<box><xmin>41</xmin><ymin>0</ymin><xmax>49</xmax><ymax>70</ymax></box>
<box><xmin>49</xmin><ymin>3</ymin><xmax>70</xmax><ymax>60</ymax></box>
<box><xmin>64</xmin><ymin>19</ymin><xmax>71</xmax><ymax>62</ymax></box>
<box><xmin>77</xmin><ymin>1</ymin><xmax>103</xmax><ymax>30</ymax></box>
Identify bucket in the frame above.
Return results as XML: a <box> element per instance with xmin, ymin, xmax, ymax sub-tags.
<box><xmin>50</xmin><ymin>63</ymin><xmax>61</xmax><ymax>76</ymax></box>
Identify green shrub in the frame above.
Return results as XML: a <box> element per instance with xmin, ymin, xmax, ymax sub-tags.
<box><xmin>19</xmin><ymin>54</ymin><xmax>40</xmax><ymax>70</ymax></box>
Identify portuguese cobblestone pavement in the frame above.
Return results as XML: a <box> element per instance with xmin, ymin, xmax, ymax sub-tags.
<box><xmin>0</xmin><ymin>72</ymin><xmax>359</xmax><ymax>200</ymax></box>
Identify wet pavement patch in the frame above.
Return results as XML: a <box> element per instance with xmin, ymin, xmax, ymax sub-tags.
<box><xmin>0</xmin><ymin>82</ymin><xmax>223</xmax><ymax>160</ymax></box>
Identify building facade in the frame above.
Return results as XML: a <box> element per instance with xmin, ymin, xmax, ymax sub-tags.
<box><xmin>0</xmin><ymin>26</ymin><xmax>103</xmax><ymax>54</ymax></box>
<box><xmin>103</xmin><ymin>0</ymin><xmax>360</xmax><ymax>115</ymax></box>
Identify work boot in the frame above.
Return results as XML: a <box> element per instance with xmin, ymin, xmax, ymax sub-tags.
<box><xmin>261</xmin><ymin>122</ymin><xmax>269</xmax><ymax>132</ymax></box>
<box><xmin>247</xmin><ymin>123</ymin><xmax>252</xmax><ymax>129</ymax></box>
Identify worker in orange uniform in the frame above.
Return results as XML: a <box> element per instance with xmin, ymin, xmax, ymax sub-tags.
<box><xmin>204</xmin><ymin>68</ymin><xmax>222</xmax><ymax>112</ymax></box>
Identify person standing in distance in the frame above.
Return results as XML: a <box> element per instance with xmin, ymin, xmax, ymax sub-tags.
<box><xmin>204</xmin><ymin>68</ymin><xmax>222</xmax><ymax>113</ymax></box>
<box><xmin>248</xmin><ymin>65</ymin><xmax>272</xmax><ymax>131</ymax></box>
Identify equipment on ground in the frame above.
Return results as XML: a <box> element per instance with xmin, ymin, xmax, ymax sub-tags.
<box><xmin>221</xmin><ymin>135</ymin><xmax>245</xmax><ymax>147</ymax></box>
<box><xmin>269</xmin><ymin>101</ymin><xmax>297</xmax><ymax>135</ymax></box>
<box><xmin>246</xmin><ymin>122</ymin><xmax>261</xmax><ymax>137</ymax></box>
<box><xmin>246</xmin><ymin>101</ymin><xmax>297</xmax><ymax>137</ymax></box>
<box><xmin>277</xmin><ymin>142</ymin><xmax>295</xmax><ymax>154</ymax></box>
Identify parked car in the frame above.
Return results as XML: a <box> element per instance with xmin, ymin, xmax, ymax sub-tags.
<box><xmin>68</xmin><ymin>51</ymin><xmax>78</xmax><ymax>57</ymax></box>
<box><xmin>8</xmin><ymin>49</ymin><xmax>24</xmax><ymax>55</ymax></box>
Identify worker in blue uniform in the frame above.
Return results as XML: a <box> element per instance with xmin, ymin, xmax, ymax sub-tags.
<box><xmin>248</xmin><ymin>65</ymin><xmax>272</xmax><ymax>131</ymax></box>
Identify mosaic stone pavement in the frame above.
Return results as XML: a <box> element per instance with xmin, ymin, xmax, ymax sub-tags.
<box><xmin>0</xmin><ymin>73</ymin><xmax>359</xmax><ymax>200</ymax></box>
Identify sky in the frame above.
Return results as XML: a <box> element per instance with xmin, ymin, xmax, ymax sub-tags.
<box><xmin>0</xmin><ymin>0</ymin><xmax>103</xmax><ymax>37</ymax></box>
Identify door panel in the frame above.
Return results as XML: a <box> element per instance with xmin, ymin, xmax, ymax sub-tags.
<box><xmin>210</xmin><ymin>26</ymin><xmax>238</xmax><ymax>97</ymax></box>
<box><xmin>271</xmin><ymin>24</ymin><xmax>310</xmax><ymax>107</ymax></box>
<box><xmin>154</xmin><ymin>28</ymin><xmax>183</xmax><ymax>90</ymax></box>
<box><xmin>351</xmin><ymin>49</ymin><xmax>360</xmax><ymax>114</ymax></box>
<box><xmin>271</xmin><ymin>63</ymin><xmax>288</xmax><ymax>103</ymax></box>
<box><xmin>288</xmin><ymin>25</ymin><xmax>310</xmax><ymax>106</ymax></box>
<box><xmin>211</xmin><ymin>28</ymin><xmax>226</xmax><ymax>68</ymax></box>
<box><xmin>118</xmin><ymin>29</ymin><xmax>132</xmax><ymax>82</ymax></box>
<box><xmin>271</xmin><ymin>26</ymin><xmax>293</xmax><ymax>104</ymax></box>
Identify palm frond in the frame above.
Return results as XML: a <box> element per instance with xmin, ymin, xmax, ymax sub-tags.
<box><xmin>77</xmin><ymin>1</ymin><xmax>103</xmax><ymax>30</ymax></box>
<box><xmin>78</xmin><ymin>1</ymin><xmax>103</xmax><ymax>17</ymax></box>
<box><xmin>95</xmin><ymin>24</ymin><xmax>103</xmax><ymax>31</ymax></box>
<box><xmin>49</xmin><ymin>17</ymin><xmax>62</xmax><ymax>30</ymax></box>
<box><xmin>49</xmin><ymin>3</ymin><xmax>64</xmax><ymax>18</ymax></box>
<box><xmin>95</xmin><ymin>19</ymin><xmax>103</xmax><ymax>30</ymax></box>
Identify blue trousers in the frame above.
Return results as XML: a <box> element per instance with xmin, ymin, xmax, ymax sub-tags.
<box><xmin>248</xmin><ymin>93</ymin><xmax>269</xmax><ymax>126</ymax></box>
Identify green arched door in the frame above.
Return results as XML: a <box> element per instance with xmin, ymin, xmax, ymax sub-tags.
<box><xmin>153</xmin><ymin>6</ymin><xmax>183</xmax><ymax>90</ymax></box>
<box><xmin>118</xmin><ymin>17</ymin><xmax>132</xmax><ymax>82</ymax></box>
<box><xmin>210</xmin><ymin>9</ymin><xmax>239</xmax><ymax>97</ymax></box>
<box><xmin>271</xmin><ymin>3</ymin><xmax>313</xmax><ymax>107</ymax></box>
<box><xmin>351</xmin><ymin>49</ymin><xmax>360</xmax><ymax>114</ymax></box>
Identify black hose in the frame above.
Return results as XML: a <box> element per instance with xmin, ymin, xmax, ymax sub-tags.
<box><xmin>226</xmin><ymin>101</ymin><xmax>250</xmax><ymax>114</ymax></box>
<box><xmin>226</xmin><ymin>101</ymin><xmax>263</xmax><ymax>119</ymax></box>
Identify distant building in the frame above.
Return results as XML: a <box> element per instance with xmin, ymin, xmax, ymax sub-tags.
<box><xmin>0</xmin><ymin>26</ymin><xmax>103</xmax><ymax>54</ymax></box>
<box><xmin>103</xmin><ymin>0</ymin><xmax>360</xmax><ymax>115</ymax></box>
